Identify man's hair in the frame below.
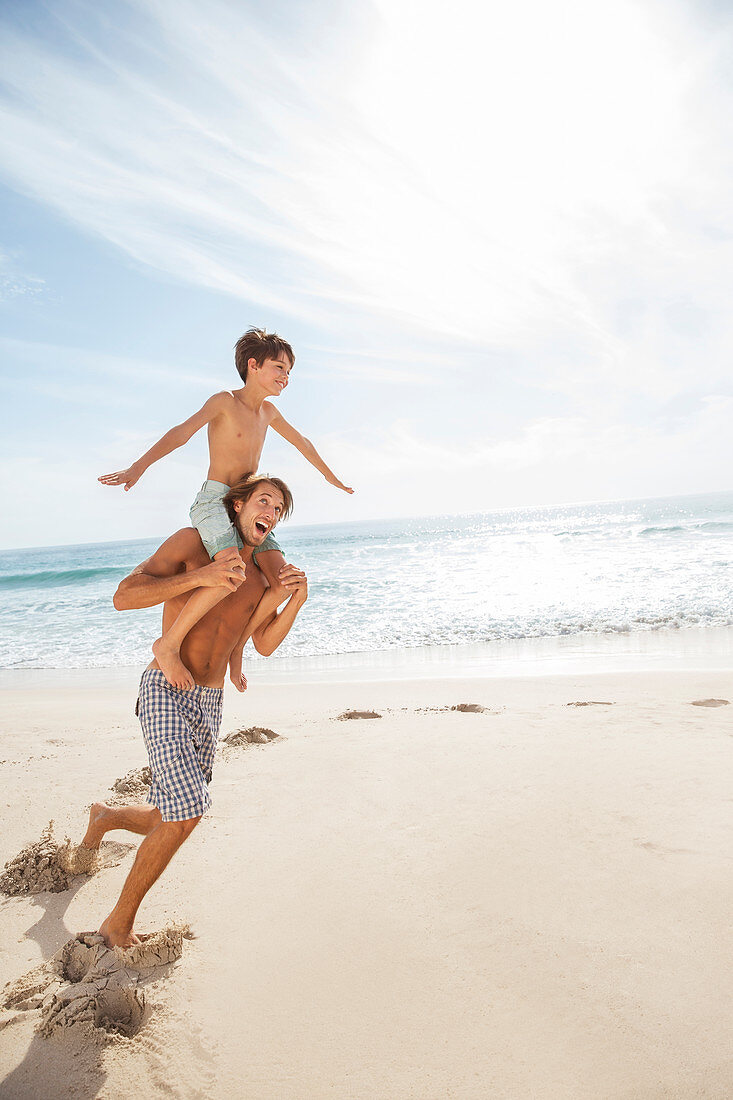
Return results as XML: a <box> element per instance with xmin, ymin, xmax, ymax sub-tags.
<box><xmin>222</xmin><ymin>473</ymin><xmax>294</xmax><ymax>525</ymax></box>
<box><xmin>234</xmin><ymin>328</ymin><xmax>295</xmax><ymax>383</ymax></box>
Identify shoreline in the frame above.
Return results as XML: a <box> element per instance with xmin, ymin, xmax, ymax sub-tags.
<box><xmin>1</xmin><ymin>622</ymin><xmax>732</xmax><ymax>691</ymax></box>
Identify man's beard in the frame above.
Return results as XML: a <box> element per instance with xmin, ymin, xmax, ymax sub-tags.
<box><xmin>236</xmin><ymin>519</ymin><xmax>262</xmax><ymax>548</ymax></box>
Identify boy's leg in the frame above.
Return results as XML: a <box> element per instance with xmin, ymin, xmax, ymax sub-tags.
<box><xmin>98</xmin><ymin>814</ymin><xmax>200</xmax><ymax>948</ymax></box>
<box><xmin>228</xmin><ymin>635</ymin><xmax>248</xmax><ymax>692</ymax></box>
<box><xmin>227</xmin><ymin>549</ymin><xmax>287</xmax><ymax>691</ymax></box>
<box><xmin>152</xmin><ymin>548</ymin><xmax>240</xmax><ymax>690</ymax></box>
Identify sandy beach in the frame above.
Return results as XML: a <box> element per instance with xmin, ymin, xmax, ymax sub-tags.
<box><xmin>1</xmin><ymin>651</ymin><xmax>731</xmax><ymax>1098</ymax></box>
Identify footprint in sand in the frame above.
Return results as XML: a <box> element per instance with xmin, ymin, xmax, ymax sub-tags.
<box><xmin>222</xmin><ymin>726</ymin><xmax>284</xmax><ymax>752</ymax></box>
<box><xmin>690</xmin><ymin>698</ymin><xmax>730</xmax><ymax>707</ymax></box>
<box><xmin>566</xmin><ymin>701</ymin><xmax>614</xmax><ymax>707</ymax></box>
<box><xmin>107</xmin><ymin>766</ymin><xmax>152</xmax><ymax>805</ymax></box>
<box><xmin>0</xmin><ymin>822</ymin><xmax>131</xmax><ymax>897</ymax></box>
<box><xmin>416</xmin><ymin>703</ymin><xmax>494</xmax><ymax>714</ymax></box>
<box><xmin>335</xmin><ymin>710</ymin><xmax>382</xmax><ymax>721</ymax></box>
<box><xmin>1</xmin><ymin>927</ymin><xmax>188</xmax><ymax>1041</ymax></box>
<box><xmin>633</xmin><ymin>838</ymin><xmax>698</xmax><ymax>857</ymax></box>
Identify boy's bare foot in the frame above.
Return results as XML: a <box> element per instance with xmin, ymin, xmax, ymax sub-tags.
<box><xmin>99</xmin><ymin>917</ymin><xmax>142</xmax><ymax>949</ymax></box>
<box><xmin>81</xmin><ymin>802</ymin><xmax>111</xmax><ymax>850</ymax></box>
<box><xmin>152</xmin><ymin>636</ymin><xmax>194</xmax><ymax>690</ymax></box>
<box><xmin>229</xmin><ymin>657</ymin><xmax>247</xmax><ymax>693</ymax></box>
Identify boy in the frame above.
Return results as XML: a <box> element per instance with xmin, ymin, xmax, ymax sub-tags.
<box><xmin>100</xmin><ymin>328</ymin><xmax>352</xmax><ymax>691</ymax></box>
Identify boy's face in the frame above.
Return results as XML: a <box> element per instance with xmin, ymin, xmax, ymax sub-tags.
<box><xmin>250</xmin><ymin>354</ymin><xmax>292</xmax><ymax>396</ymax></box>
<box><xmin>233</xmin><ymin>483</ymin><xmax>285</xmax><ymax>546</ymax></box>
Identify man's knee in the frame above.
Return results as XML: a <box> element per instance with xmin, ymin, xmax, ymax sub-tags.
<box><xmin>165</xmin><ymin>815</ymin><xmax>202</xmax><ymax>842</ymax></box>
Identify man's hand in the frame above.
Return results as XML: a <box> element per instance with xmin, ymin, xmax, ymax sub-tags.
<box><xmin>277</xmin><ymin>563</ymin><xmax>308</xmax><ymax>601</ymax></box>
<box><xmin>325</xmin><ymin>474</ymin><xmax>354</xmax><ymax>494</ymax></box>
<box><xmin>198</xmin><ymin>548</ymin><xmax>247</xmax><ymax>591</ymax></box>
<box><xmin>251</xmin><ymin>562</ymin><xmax>308</xmax><ymax>656</ymax></box>
<box><xmin>98</xmin><ymin>464</ymin><xmax>144</xmax><ymax>491</ymax></box>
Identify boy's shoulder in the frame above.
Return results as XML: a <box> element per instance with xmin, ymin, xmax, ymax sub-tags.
<box><xmin>204</xmin><ymin>390</ymin><xmax>238</xmax><ymax>414</ymax></box>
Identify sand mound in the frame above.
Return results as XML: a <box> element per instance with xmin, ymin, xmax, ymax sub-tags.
<box><xmin>223</xmin><ymin>726</ymin><xmax>281</xmax><ymax>747</ymax></box>
<box><xmin>0</xmin><ymin>822</ymin><xmax>97</xmax><ymax>896</ymax></box>
<box><xmin>0</xmin><ymin>824</ymin><xmax>131</xmax><ymax>896</ymax></box>
<box><xmin>336</xmin><ymin>710</ymin><xmax>381</xmax><ymax>721</ymax></box>
<box><xmin>107</xmin><ymin>766</ymin><xmax>152</xmax><ymax>803</ymax></box>
<box><xmin>2</xmin><ymin>927</ymin><xmax>187</xmax><ymax>1043</ymax></box>
<box><xmin>691</xmin><ymin>698</ymin><xmax>730</xmax><ymax>707</ymax></box>
<box><xmin>57</xmin><ymin>842</ymin><xmax>101</xmax><ymax>876</ymax></box>
<box><xmin>2</xmin><ymin>961</ymin><xmax>52</xmax><ymax>1014</ymax></box>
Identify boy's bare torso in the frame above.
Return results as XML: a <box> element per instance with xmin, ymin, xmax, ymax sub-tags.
<box><xmin>206</xmin><ymin>392</ymin><xmax>276</xmax><ymax>486</ymax></box>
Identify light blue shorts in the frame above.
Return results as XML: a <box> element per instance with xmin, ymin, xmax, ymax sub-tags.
<box><xmin>137</xmin><ymin>669</ymin><xmax>223</xmax><ymax>821</ymax></box>
<box><xmin>189</xmin><ymin>480</ymin><xmax>282</xmax><ymax>560</ymax></box>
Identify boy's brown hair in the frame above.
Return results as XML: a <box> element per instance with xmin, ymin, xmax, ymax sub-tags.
<box><xmin>234</xmin><ymin>327</ymin><xmax>295</xmax><ymax>382</ymax></box>
<box><xmin>222</xmin><ymin>473</ymin><xmax>294</xmax><ymax>525</ymax></box>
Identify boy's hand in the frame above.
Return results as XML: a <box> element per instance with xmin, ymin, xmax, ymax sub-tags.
<box><xmin>326</xmin><ymin>474</ymin><xmax>354</xmax><ymax>494</ymax></box>
<box><xmin>98</xmin><ymin>465</ymin><xmax>143</xmax><ymax>491</ymax></box>
<box><xmin>200</xmin><ymin>549</ymin><xmax>247</xmax><ymax>591</ymax></box>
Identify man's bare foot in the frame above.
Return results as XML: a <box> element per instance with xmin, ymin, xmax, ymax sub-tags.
<box><xmin>229</xmin><ymin>657</ymin><xmax>247</xmax><ymax>693</ymax></box>
<box><xmin>152</xmin><ymin>636</ymin><xmax>194</xmax><ymax>690</ymax></box>
<box><xmin>99</xmin><ymin>917</ymin><xmax>143</xmax><ymax>949</ymax></box>
<box><xmin>81</xmin><ymin>802</ymin><xmax>111</xmax><ymax>850</ymax></box>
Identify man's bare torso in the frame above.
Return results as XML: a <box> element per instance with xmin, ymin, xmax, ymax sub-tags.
<box><xmin>151</xmin><ymin>533</ymin><xmax>267</xmax><ymax>687</ymax></box>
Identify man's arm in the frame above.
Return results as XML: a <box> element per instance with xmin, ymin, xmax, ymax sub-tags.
<box><xmin>266</xmin><ymin>405</ymin><xmax>354</xmax><ymax>494</ymax></box>
<box><xmin>251</xmin><ymin>564</ymin><xmax>308</xmax><ymax>656</ymax></box>
<box><xmin>99</xmin><ymin>392</ymin><xmax>229</xmax><ymax>491</ymax></box>
<box><xmin>231</xmin><ymin>564</ymin><xmax>298</xmax><ymax>648</ymax></box>
<box><xmin>226</xmin><ymin>588</ymin><xmax>277</xmax><ymax>693</ymax></box>
<box><xmin>113</xmin><ymin>532</ymin><xmax>246</xmax><ymax>610</ymax></box>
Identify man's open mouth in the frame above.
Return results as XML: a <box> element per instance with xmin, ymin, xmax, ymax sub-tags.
<box><xmin>255</xmin><ymin>520</ymin><xmax>269</xmax><ymax>535</ymax></box>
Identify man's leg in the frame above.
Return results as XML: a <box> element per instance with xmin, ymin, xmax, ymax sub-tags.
<box><xmin>82</xmin><ymin>802</ymin><xmax>160</xmax><ymax>849</ymax></box>
<box><xmin>98</xmin><ymin>814</ymin><xmax>201</xmax><ymax>948</ymax></box>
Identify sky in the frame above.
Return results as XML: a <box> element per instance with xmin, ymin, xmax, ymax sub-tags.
<box><xmin>1</xmin><ymin>0</ymin><xmax>732</xmax><ymax>549</ymax></box>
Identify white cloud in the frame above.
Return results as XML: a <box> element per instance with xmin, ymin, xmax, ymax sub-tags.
<box><xmin>1</xmin><ymin>0</ymin><xmax>733</xmax><ymax>547</ymax></box>
<box><xmin>308</xmin><ymin>396</ymin><xmax>733</xmax><ymax>522</ymax></box>
<box><xmin>1</xmin><ymin>0</ymin><xmax>731</xmax><ymax>368</ymax></box>
<box><xmin>0</xmin><ymin>336</ymin><xmax>215</xmax><ymax>392</ymax></box>
<box><xmin>0</xmin><ymin>251</ymin><xmax>45</xmax><ymax>302</ymax></box>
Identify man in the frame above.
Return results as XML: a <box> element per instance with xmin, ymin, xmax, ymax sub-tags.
<box><xmin>81</xmin><ymin>474</ymin><xmax>307</xmax><ymax>948</ymax></box>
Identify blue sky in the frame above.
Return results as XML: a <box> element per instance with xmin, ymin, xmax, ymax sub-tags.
<box><xmin>1</xmin><ymin>0</ymin><xmax>732</xmax><ymax>549</ymax></box>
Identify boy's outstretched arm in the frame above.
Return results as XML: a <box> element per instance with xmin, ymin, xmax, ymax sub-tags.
<box><xmin>266</xmin><ymin>405</ymin><xmax>354</xmax><ymax>494</ymax></box>
<box><xmin>99</xmin><ymin>393</ymin><xmax>228</xmax><ymax>491</ymax></box>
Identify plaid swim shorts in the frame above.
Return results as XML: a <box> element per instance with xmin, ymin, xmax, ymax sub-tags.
<box><xmin>137</xmin><ymin>669</ymin><xmax>224</xmax><ymax>822</ymax></box>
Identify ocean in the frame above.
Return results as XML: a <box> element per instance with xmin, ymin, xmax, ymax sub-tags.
<box><xmin>1</xmin><ymin>490</ymin><xmax>732</xmax><ymax>670</ymax></box>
